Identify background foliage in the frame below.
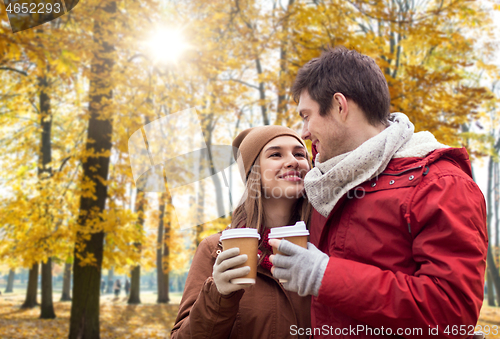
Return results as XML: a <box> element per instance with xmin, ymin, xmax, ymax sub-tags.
<box><xmin>0</xmin><ymin>0</ymin><xmax>499</xmax><ymax>337</ymax></box>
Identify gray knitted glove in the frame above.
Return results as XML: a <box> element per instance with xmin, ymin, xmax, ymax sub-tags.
<box><xmin>271</xmin><ymin>240</ymin><xmax>329</xmax><ymax>297</ymax></box>
<box><xmin>213</xmin><ymin>247</ymin><xmax>252</xmax><ymax>296</ymax></box>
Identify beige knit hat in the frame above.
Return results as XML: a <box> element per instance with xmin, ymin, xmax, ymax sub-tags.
<box><xmin>232</xmin><ymin>125</ymin><xmax>306</xmax><ymax>180</ymax></box>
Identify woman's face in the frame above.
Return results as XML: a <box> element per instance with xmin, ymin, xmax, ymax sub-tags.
<box><xmin>258</xmin><ymin>136</ymin><xmax>310</xmax><ymax>200</ymax></box>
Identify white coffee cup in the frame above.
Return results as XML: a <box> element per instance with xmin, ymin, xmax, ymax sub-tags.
<box><xmin>269</xmin><ymin>221</ymin><xmax>309</xmax><ymax>283</ymax></box>
<box><xmin>220</xmin><ymin>228</ymin><xmax>261</xmax><ymax>284</ymax></box>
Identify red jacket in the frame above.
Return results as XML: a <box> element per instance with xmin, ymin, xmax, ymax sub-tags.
<box><xmin>309</xmin><ymin>147</ymin><xmax>487</xmax><ymax>338</ymax></box>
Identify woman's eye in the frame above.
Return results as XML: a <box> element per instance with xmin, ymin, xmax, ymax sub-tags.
<box><xmin>270</xmin><ymin>153</ymin><xmax>281</xmax><ymax>157</ymax></box>
<box><xmin>295</xmin><ymin>153</ymin><xmax>306</xmax><ymax>158</ymax></box>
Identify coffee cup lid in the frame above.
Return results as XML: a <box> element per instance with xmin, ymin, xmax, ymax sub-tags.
<box><xmin>220</xmin><ymin>228</ymin><xmax>261</xmax><ymax>240</ymax></box>
<box><xmin>268</xmin><ymin>221</ymin><xmax>309</xmax><ymax>239</ymax></box>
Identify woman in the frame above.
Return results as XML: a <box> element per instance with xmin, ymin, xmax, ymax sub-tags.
<box><xmin>171</xmin><ymin>125</ymin><xmax>312</xmax><ymax>339</ymax></box>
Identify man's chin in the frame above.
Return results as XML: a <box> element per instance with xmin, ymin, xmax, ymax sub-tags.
<box><xmin>318</xmin><ymin>151</ymin><xmax>341</xmax><ymax>163</ymax></box>
<box><xmin>318</xmin><ymin>153</ymin><xmax>329</xmax><ymax>163</ymax></box>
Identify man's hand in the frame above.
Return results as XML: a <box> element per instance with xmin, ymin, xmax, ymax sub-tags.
<box><xmin>213</xmin><ymin>247</ymin><xmax>252</xmax><ymax>295</ymax></box>
<box><xmin>269</xmin><ymin>239</ymin><xmax>329</xmax><ymax>297</ymax></box>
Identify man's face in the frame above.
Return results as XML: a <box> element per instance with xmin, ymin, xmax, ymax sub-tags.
<box><xmin>298</xmin><ymin>90</ymin><xmax>348</xmax><ymax>162</ymax></box>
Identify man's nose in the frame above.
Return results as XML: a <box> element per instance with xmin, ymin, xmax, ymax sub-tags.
<box><xmin>301</xmin><ymin>122</ymin><xmax>310</xmax><ymax>140</ymax></box>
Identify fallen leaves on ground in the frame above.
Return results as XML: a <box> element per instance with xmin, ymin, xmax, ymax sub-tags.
<box><xmin>0</xmin><ymin>293</ymin><xmax>180</xmax><ymax>339</ymax></box>
<box><xmin>2</xmin><ymin>293</ymin><xmax>500</xmax><ymax>338</ymax></box>
<box><xmin>477</xmin><ymin>306</ymin><xmax>500</xmax><ymax>339</ymax></box>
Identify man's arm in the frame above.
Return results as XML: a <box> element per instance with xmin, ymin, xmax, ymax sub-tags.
<box><xmin>315</xmin><ymin>174</ymin><xmax>487</xmax><ymax>338</ymax></box>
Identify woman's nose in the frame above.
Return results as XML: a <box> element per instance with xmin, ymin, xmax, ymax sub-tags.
<box><xmin>284</xmin><ymin>155</ymin><xmax>299</xmax><ymax>168</ymax></box>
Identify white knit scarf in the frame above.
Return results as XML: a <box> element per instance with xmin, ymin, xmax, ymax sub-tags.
<box><xmin>304</xmin><ymin>113</ymin><xmax>448</xmax><ymax>217</ymax></box>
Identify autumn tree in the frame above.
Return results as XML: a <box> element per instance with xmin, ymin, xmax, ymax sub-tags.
<box><xmin>0</xmin><ymin>11</ymin><xmax>83</xmax><ymax>316</ymax></box>
<box><xmin>478</xmin><ymin>80</ymin><xmax>500</xmax><ymax>306</ymax></box>
<box><xmin>37</xmin><ymin>63</ymin><xmax>56</xmax><ymax>320</ymax></box>
<box><xmin>288</xmin><ymin>0</ymin><xmax>496</xmax><ymax>144</ymax></box>
<box><xmin>68</xmin><ymin>0</ymin><xmax>117</xmax><ymax>335</ymax></box>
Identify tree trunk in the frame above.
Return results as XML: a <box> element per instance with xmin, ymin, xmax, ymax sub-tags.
<box><xmin>106</xmin><ymin>267</ymin><xmax>114</xmax><ymax>294</ymax></box>
<box><xmin>157</xmin><ymin>193</ymin><xmax>167</xmax><ymax>303</ymax></box>
<box><xmin>60</xmin><ymin>262</ymin><xmax>72</xmax><ymax>301</ymax></box>
<box><xmin>40</xmin><ymin>258</ymin><xmax>56</xmax><ymax>319</ymax></box>
<box><xmin>486</xmin><ymin>155</ymin><xmax>500</xmax><ymax>306</ymax></box>
<box><xmin>162</xmin><ymin>205</ymin><xmax>170</xmax><ymax>303</ymax></box>
<box><xmin>488</xmin><ymin>270</ymin><xmax>495</xmax><ymax>306</ymax></box>
<box><xmin>275</xmin><ymin>0</ymin><xmax>295</xmax><ymax>126</ymax></box>
<box><xmin>228</xmin><ymin>113</ymin><xmax>243</xmax><ymax>214</ymax></box>
<box><xmin>20</xmin><ymin>269</ymin><xmax>25</xmax><ymax>284</ymax></box>
<box><xmin>157</xmin><ymin>191</ymin><xmax>171</xmax><ymax>303</ymax></box>
<box><xmin>68</xmin><ymin>2</ymin><xmax>116</xmax><ymax>337</ymax></box>
<box><xmin>194</xmin><ymin>146</ymin><xmax>206</xmax><ymax>246</ymax></box>
<box><xmin>163</xmin><ymin>269</ymin><xmax>169</xmax><ymax>303</ymax></box>
<box><xmin>255</xmin><ymin>57</ymin><xmax>269</xmax><ymax>125</ymax></box>
<box><xmin>21</xmin><ymin>263</ymin><xmax>39</xmax><ymax>308</ymax></box>
<box><xmin>487</xmin><ymin>246</ymin><xmax>500</xmax><ymax>306</ymax></box>
<box><xmin>128</xmin><ymin>190</ymin><xmax>145</xmax><ymax>304</ymax></box>
<box><xmin>494</xmin><ymin>161</ymin><xmax>499</xmax><ymax>271</ymax></box>
<box><xmin>202</xmin><ymin>113</ymin><xmax>226</xmax><ymax>218</ymax></box>
<box><xmin>38</xmin><ymin>74</ymin><xmax>56</xmax><ymax>319</ymax></box>
<box><xmin>128</xmin><ymin>266</ymin><xmax>141</xmax><ymax>304</ymax></box>
<box><xmin>5</xmin><ymin>269</ymin><xmax>15</xmax><ymax>293</ymax></box>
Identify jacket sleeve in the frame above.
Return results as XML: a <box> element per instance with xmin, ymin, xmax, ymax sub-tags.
<box><xmin>171</xmin><ymin>236</ymin><xmax>245</xmax><ymax>339</ymax></box>
<box><xmin>316</xmin><ymin>174</ymin><xmax>487</xmax><ymax>339</ymax></box>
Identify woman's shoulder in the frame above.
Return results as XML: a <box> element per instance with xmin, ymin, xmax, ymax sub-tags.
<box><xmin>197</xmin><ymin>232</ymin><xmax>223</xmax><ymax>258</ymax></box>
<box><xmin>201</xmin><ymin>232</ymin><xmax>222</xmax><ymax>245</ymax></box>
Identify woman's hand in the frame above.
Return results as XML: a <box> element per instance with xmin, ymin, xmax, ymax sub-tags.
<box><xmin>213</xmin><ymin>247</ymin><xmax>252</xmax><ymax>295</ymax></box>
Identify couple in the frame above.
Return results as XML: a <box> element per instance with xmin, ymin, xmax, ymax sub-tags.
<box><xmin>171</xmin><ymin>47</ymin><xmax>487</xmax><ymax>338</ymax></box>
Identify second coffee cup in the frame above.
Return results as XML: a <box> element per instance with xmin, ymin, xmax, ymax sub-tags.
<box><xmin>268</xmin><ymin>221</ymin><xmax>309</xmax><ymax>283</ymax></box>
<box><xmin>268</xmin><ymin>221</ymin><xmax>309</xmax><ymax>255</ymax></box>
<box><xmin>220</xmin><ymin>228</ymin><xmax>261</xmax><ymax>284</ymax></box>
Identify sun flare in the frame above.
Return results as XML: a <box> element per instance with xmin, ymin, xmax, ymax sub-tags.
<box><xmin>146</xmin><ymin>27</ymin><xmax>190</xmax><ymax>64</ymax></box>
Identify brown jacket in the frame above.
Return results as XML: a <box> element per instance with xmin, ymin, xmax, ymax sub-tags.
<box><xmin>171</xmin><ymin>233</ymin><xmax>311</xmax><ymax>339</ymax></box>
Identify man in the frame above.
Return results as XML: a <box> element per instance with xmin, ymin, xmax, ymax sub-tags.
<box><xmin>269</xmin><ymin>47</ymin><xmax>487</xmax><ymax>338</ymax></box>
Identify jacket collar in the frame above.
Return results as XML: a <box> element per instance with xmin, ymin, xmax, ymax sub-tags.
<box><xmin>384</xmin><ymin>147</ymin><xmax>472</xmax><ymax>178</ymax></box>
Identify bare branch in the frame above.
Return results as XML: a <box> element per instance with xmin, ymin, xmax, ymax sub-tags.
<box><xmin>0</xmin><ymin>67</ymin><xmax>28</xmax><ymax>76</ymax></box>
<box><xmin>224</xmin><ymin>78</ymin><xmax>260</xmax><ymax>90</ymax></box>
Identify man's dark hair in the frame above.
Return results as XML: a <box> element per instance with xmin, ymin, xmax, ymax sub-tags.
<box><xmin>292</xmin><ymin>46</ymin><xmax>391</xmax><ymax>126</ymax></box>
